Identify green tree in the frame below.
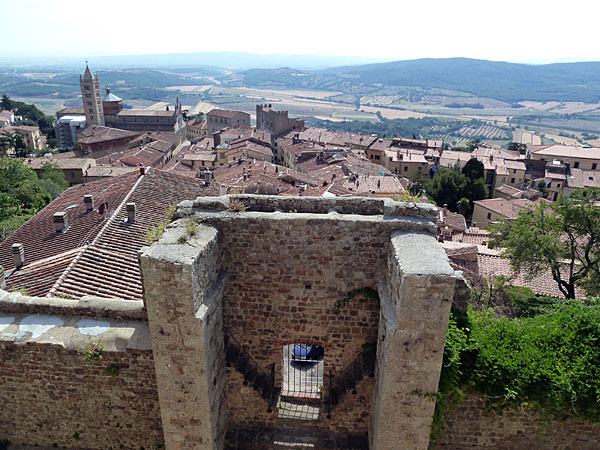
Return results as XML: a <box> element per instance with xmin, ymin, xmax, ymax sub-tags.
<box><xmin>426</xmin><ymin>170</ymin><xmax>467</xmax><ymax>212</ymax></box>
<box><xmin>0</xmin><ymin>93</ymin><xmax>12</xmax><ymax>111</ymax></box>
<box><xmin>466</xmin><ymin>139</ymin><xmax>481</xmax><ymax>152</ymax></box>
<box><xmin>507</xmin><ymin>142</ymin><xmax>527</xmax><ymax>154</ymax></box>
<box><xmin>489</xmin><ymin>188</ymin><xmax>600</xmax><ymax>299</ymax></box>
<box><xmin>0</xmin><ymin>158</ymin><xmax>51</xmax><ymax>221</ymax></box>
<box><xmin>461</xmin><ymin>158</ymin><xmax>484</xmax><ymax>182</ymax></box>
<box><xmin>456</xmin><ymin>197</ymin><xmax>470</xmax><ymax>216</ymax></box>
<box><xmin>40</xmin><ymin>163</ymin><xmax>69</xmax><ymax>191</ymax></box>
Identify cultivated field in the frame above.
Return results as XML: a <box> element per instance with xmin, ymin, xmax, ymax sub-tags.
<box><xmin>165</xmin><ymin>85</ymin><xmax>212</xmax><ymax>93</ymax></box>
<box><xmin>513</xmin><ymin>130</ymin><xmax>542</xmax><ymax>145</ymax></box>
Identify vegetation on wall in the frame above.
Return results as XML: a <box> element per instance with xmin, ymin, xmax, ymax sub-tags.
<box><xmin>432</xmin><ymin>300</ymin><xmax>600</xmax><ymax>441</ymax></box>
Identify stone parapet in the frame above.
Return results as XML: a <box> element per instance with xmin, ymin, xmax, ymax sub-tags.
<box><xmin>371</xmin><ymin>231</ymin><xmax>456</xmax><ymax>450</ymax></box>
<box><xmin>0</xmin><ymin>289</ymin><xmax>146</xmax><ymax>321</ymax></box>
<box><xmin>178</xmin><ymin>194</ymin><xmax>438</xmax><ymax>222</ymax></box>
<box><xmin>140</xmin><ymin>221</ymin><xmax>227</xmax><ymax>450</ymax></box>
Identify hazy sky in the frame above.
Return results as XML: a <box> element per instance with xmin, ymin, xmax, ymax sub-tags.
<box><xmin>2</xmin><ymin>0</ymin><xmax>599</xmax><ymax>63</ymax></box>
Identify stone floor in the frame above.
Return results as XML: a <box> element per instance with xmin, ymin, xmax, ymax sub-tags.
<box><xmin>277</xmin><ymin>396</ymin><xmax>321</xmax><ymax>420</ymax></box>
<box><xmin>225</xmin><ymin>426</ymin><xmax>369</xmax><ymax>450</ymax></box>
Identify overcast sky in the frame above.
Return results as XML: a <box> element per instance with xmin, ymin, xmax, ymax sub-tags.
<box><xmin>2</xmin><ymin>0</ymin><xmax>598</xmax><ymax>63</ymax></box>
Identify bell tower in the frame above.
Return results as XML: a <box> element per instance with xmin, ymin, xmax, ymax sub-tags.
<box><xmin>79</xmin><ymin>63</ymin><xmax>105</xmax><ymax>127</ymax></box>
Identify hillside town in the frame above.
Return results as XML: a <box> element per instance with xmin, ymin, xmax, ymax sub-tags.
<box><xmin>1</xmin><ymin>64</ymin><xmax>600</xmax><ymax>450</ymax></box>
<box><xmin>2</xmin><ymin>65</ymin><xmax>599</xmax><ymax>300</ymax></box>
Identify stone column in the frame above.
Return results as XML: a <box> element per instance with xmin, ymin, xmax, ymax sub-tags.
<box><xmin>139</xmin><ymin>221</ymin><xmax>226</xmax><ymax>450</ymax></box>
<box><xmin>371</xmin><ymin>230</ymin><xmax>456</xmax><ymax>450</ymax></box>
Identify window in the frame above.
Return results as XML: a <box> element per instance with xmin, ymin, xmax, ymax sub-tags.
<box><xmin>513</xmin><ymin>169</ymin><xmax>516</xmax><ymax>174</ymax></box>
<box><xmin>487</xmin><ymin>212</ymin><xmax>492</xmax><ymax>220</ymax></box>
<box><xmin>374</xmin><ymin>155</ymin><xmax>380</xmax><ymax>160</ymax></box>
<box><xmin>574</xmin><ymin>162</ymin><xmax>579</xmax><ymax>168</ymax></box>
<box><xmin>70</xmin><ymin>171</ymin><xmax>75</xmax><ymax>179</ymax></box>
<box><xmin>404</xmin><ymin>166</ymin><xmax>408</xmax><ymax>172</ymax></box>
<box><xmin>511</xmin><ymin>178</ymin><xmax>515</xmax><ymax>183</ymax></box>
<box><xmin>593</xmin><ymin>163</ymin><xmax>598</xmax><ymax>170</ymax></box>
<box><xmin>502</xmin><ymin>177</ymin><xmax>506</xmax><ymax>182</ymax></box>
<box><xmin>557</xmin><ymin>183</ymin><xmax>560</xmax><ymax>188</ymax></box>
<box><xmin>87</xmin><ymin>101</ymin><xmax>92</xmax><ymax>106</ymax></box>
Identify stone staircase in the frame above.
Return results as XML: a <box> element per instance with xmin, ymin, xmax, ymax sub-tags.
<box><xmin>224</xmin><ymin>330</ymin><xmax>276</xmax><ymax>409</ymax></box>
<box><xmin>323</xmin><ymin>347</ymin><xmax>376</xmax><ymax>416</ymax></box>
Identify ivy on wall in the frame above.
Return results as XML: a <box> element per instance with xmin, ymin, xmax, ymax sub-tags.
<box><xmin>432</xmin><ymin>300</ymin><xmax>600</xmax><ymax>440</ymax></box>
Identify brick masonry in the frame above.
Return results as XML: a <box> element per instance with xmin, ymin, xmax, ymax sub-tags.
<box><xmin>434</xmin><ymin>392</ymin><xmax>600</xmax><ymax>449</ymax></box>
<box><xmin>0</xmin><ymin>342</ymin><xmax>163</xmax><ymax>449</ymax></box>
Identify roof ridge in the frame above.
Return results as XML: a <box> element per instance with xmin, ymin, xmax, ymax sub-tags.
<box><xmin>46</xmin><ymin>172</ymin><xmax>145</xmax><ymax>297</ymax></box>
<box><xmin>91</xmin><ymin>172</ymin><xmax>146</xmax><ymax>246</ymax></box>
<box><xmin>46</xmin><ymin>247</ymin><xmax>87</xmax><ymax>297</ymax></box>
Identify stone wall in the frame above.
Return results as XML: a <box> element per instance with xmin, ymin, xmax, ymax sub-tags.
<box><xmin>175</xmin><ymin>195</ymin><xmax>454</xmax><ymax>449</ymax></box>
<box><xmin>0</xmin><ymin>339</ymin><xmax>162</xmax><ymax>449</ymax></box>
<box><xmin>434</xmin><ymin>392</ymin><xmax>600</xmax><ymax>449</ymax></box>
<box><xmin>0</xmin><ymin>289</ymin><xmax>163</xmax><ymax>449</ymax></box>
<box><xmin>370</xmin><ymin>231</ymin><xmax>456</xmax><ymax>450</ymax></box>
<box><xmin>140</xmin><ymin>222</ymin><xmax>227</xmax><ymax>450</ymax></box>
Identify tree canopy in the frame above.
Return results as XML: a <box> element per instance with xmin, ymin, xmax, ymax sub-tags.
<box><xmin>489</xmin><ymin>188</ymin><xmax>600</xmax><ymax>299</ymax></box>
<box><xmin>426</xmin><ymin>164</ymin><xmax>488</xmax><ymax>214</ymax></box>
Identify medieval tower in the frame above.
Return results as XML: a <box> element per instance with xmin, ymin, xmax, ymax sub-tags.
<box><xmin>79</xmin><ymin>64</ymin><xmax>105</xmax><ymax>127</ymax></box>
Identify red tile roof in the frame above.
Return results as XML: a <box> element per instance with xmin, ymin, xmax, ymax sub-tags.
<box><xmin>2</xmin><ymin>169</ymin><xmax>218</xmax><ymax>300</ymax></box>
<box><xmin>0</xmin><ymin>173</ymin><xmax>139</xmax><ymax>272</ymax></box>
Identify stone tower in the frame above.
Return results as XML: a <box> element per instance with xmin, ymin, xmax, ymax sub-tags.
<box><xmin>79</xmin><ymin>64</ymin><xmax>105</xmax><ymax>127</ymax></box>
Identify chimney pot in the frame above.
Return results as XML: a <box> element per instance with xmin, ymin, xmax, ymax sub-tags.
<box><xmin>0</xmin><ymin>264</ymin><xmax>5</xmax><ymax>290</ymax></box>
<box><xmin>53</xmin><ymin>212</ymin><xmax>69</xmax><ymax>232</ymax></box>
<box><xmin>126</xmin><ymin>202</ymin><xmax>136</xmax><ymax>223</ymax></box>
<box><xmin>83</xmin><ymin>194</ymin><xmax>94</xmax><ymax>211</ymax></box>
<box><xmin>140</xmin><ymin>165</ymin><xmax>146</xmax><ymax>175</ymax></box>
<box><xmin>12</xmin><ymin>243</ymin><xmax>25</xmax><ymax>268</ymax></box>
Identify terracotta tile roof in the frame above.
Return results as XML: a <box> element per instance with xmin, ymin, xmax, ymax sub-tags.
<box><xmin>0</xmin><ymin>173</ymin><xmax>139</xmax><ymax>273</ymax></box>
<box><xmin>117</xmin><ymin>109</ymin><xmax>175</xmax><ymax>117</ymax></box>
<box><xmin>473</xmin><ymin>197</ymin><xmax>543</xmax><ymax>219</ymax></box>
<box><xmin>24</xmin><ymin>157</ymin><xmax>95</xmax><ymax>170</ymax></box>
<box><xmin>566</xmin><ymin>169</ymin><xmax>600</xmax><ymax>189</ymax></box>
<box><xmin>439</xmin><ymin>208</ymin><xmax>467</xmax><ymax>232</ymax></box>
<box><xmin>450</xmin><ymin>227</ymin><xmax>490</xmax><ymax>245</ymax></box>
<box><xmin>532</xmin><ymin>144</ymin><xmax>600</xmax><ymax>160</ymax></box>
<box><xmin>207</xmin><ymin>109</ymin><xmax>248</xmax><ymax>119</ymax></box>
<box><xmin>5</xmin><ymin>249</ymin><xmax>81</xmax><ymax>297</ymax></box>
<box><xmin>78</xmin><ymin>125</ymin><xmax>139</xmax><ymax>144</ymax></box>
<box><xmin>342</xmin><ymin>175</ymin><xmax>405</xmax><ymax>195</ymax></box>
<box><xmin>368</xmin><ymin>138</ymin><xmax>394</xmax><ymax>152</ymax></box>
<box><xmin>1</xmin><ymin>169</ymin><xmax>218</xmax><ymax>300</ymax></box>
<box><xmin>452</xmin><ymin>253</ymin><xmax>585</xmax><ymax>299</ymax></box>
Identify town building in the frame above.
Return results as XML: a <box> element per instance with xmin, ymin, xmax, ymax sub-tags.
<box><xmin>472</xmin><ymin>197</ymin><xmax>545</xmax><ymax>227</ymax></box>
<box><xmin>1</xmin><ymin>125</ymin><xmax>45</xmax><ymax>151</ymax></box>
<box><xmin>79</xmin><ymin>64</ymin><xmax>105</xmax><ymax>126</ymax></box>
<box><xmin>55</xmin><ymin>115</ymin><xmax>86</xmax><ymax>149</ymax></box>
<box><xmin>206</xmin><ymin>109</ymin><xmax>251</xmax><ymax>134</ymax></box>
<box><xmin>256</xmin><ymin>104</ymin><xmax>304</xmax><ymax>137</ymax></box>
<box><xmin>23</xmin><ymin>157</ymin><xmax>95</xmax><ymax>185</ymax></box>
<box><xmin>77</xmin><ymin>125</ymin><xmax>140</xmax><ymax>155</ymax></box>
<box><xmin>79</xmin><ymin>65</ymin><xmax>184</xmax><ymax>134</ymax></box>
<box><xmin>529</xmin><ymin>144</ymin><xmax>600</xmax><ymax>171</ymax></box>
<box><xmin>185</xmin><ymin>113</ymin><xmax>208</xmax><ymax>140</ymax></box>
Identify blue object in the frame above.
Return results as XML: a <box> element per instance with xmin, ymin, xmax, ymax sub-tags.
<box><xmin>292</xmin><ymin>343</ymin><xmax>323</xmax><ymax>361</ymax></box>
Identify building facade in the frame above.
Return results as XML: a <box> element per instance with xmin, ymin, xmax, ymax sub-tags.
<box><xmin>79</xmin><ymin>64</ymin><xmax>105</xmax><ymax>126</ymax></box>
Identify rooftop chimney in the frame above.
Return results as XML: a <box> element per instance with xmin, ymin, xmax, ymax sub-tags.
<box><xmin>53</xmin><ymin>212</ymin><xmax>69</xmax><ymax>232</ymax></box>
<box><xmin>126</xmin><ymin>203</ymin><xmax>136</xmax><ymax>223</ymax></box>
<box><xmin>140</xmin><ymin>164</ymin><xmax>146</xmax><ymax>176</ymax></box>
<box><xmin>83</xmin><ymin>194</ymin><xmax>94</xmax><ymax>212</ymax></box>
<box><xmin>12</xmin><ymin>243</ymin><xmax>24</xmax><ymax>268</ymax></box>
<box><xmin>0</xmin><ymin>265</ymin><xmax>5</xmax><ymax>290</ymax></box>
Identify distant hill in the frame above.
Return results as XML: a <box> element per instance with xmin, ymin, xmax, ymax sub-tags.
<box><xmin>0</xmin><ymin>52</ymin><xmax>391</xmax><ymax>71</ymax></box>
<box><xmin>239</xmin><ymin>58</ymin><xmax>600</xmax><ymax>103</ymax></box>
